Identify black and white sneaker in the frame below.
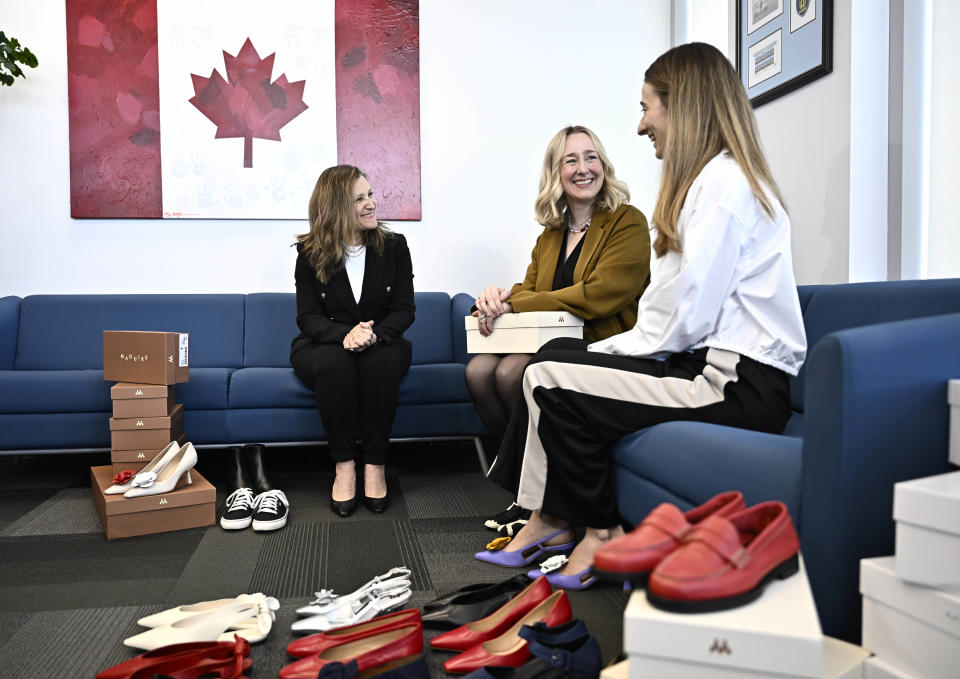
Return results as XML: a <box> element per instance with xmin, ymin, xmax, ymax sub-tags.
<box><xmin>484</xmin><ymin>502</ymin><xmax>531</xmax><ymax>537</ymax></box>
<box><xmin>220</xmin><ymin>487</ymin><xmax>256</xmax><ymax>530</ymax></box>
<box><xmin>252</xmin><ymin>489</ymin><xmax>289</xmax><ymax>532</ymax></box>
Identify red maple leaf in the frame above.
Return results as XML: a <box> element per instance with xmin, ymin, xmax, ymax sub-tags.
<box><xmin>189</xmin><ymin>38</ymin><xmax>308</xmax><ymax>168</ymax></box>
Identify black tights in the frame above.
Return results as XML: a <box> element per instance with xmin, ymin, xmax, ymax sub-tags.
<box><xmin>464</xmin><ymin>353</ymin><xmax>532</xmax><ymax>441</ymax></box>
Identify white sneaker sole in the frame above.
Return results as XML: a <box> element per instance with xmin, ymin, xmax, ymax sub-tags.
<box><xmin>252</xmin><ymin>515</ymin><xmax>287</xmax><ymax>531</ymax></box>
<box><xmin>220</xmin><ymin>516</ymin><xmax>253</xmax><ymax>530</ymax></box>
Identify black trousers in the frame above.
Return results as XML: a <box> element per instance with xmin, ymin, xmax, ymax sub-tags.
<box><xmin>291</xmin><ymin>340</ymin><xmax>412</xmax><ymax>465</ymax></box>
<box><xmin>488</xmin><ymin>337</ymin><xmax>791</xmax><ymax>528</ymax></box>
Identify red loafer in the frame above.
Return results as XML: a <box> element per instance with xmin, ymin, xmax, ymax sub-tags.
<box><xmin>278</xmin><ymin>623</ymin><xmax>422</xmax><ymax>679</ymax></box>
<box><xmin>646</xmin><ymin>501</ymin><xmax>800</xmax><ymax>613</ymax></box>
<box><xmin>429</xmin><ymin>576</ymin><xmax>551</xmax><ymax>652</ymax></box>
<box><xmin>286</xmin><ymin>608</ymin><xmax>421</xmax><ymax>658</ymax></box>
<box><xmin>443</xmin><ymin>590</ymin><xmax>572</xmax><ymax>675</ymax></box>
<box><xmin>592</xmin><ymin>491</ymin><xmax>745</xmax><ymax>584</ymax></box>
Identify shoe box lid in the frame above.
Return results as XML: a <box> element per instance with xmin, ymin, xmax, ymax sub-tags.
<box><xmin>949</xmin><ymin>380</ymin><xmax>960</xmax><ymax>466</ymax></box>
<box><xmin>111</xmin><ymin>383</ymin><xmax>176</xmax><ymax>400</ymax></box>
<box><xmin>863</xmin><ymin>656</ymin><xmax>917</xmax><ymax>679</ymax></box>
<box><xmin>860</xmin><ymin>557</ymin><xmax>960</xmax><ymax>642</ymax></box>
<box><xmin>892</xmin><ymin>471</ymin><xmax>960</xmax><ymax>587</ymax></box>
<box><xmin>465</xmin><ymin>312</ymin><xmax>584</xmax><ymax>354</ymax></box>
<box><xmin>90</xmin><ymin>464</ymin><xmax>214</xmax><ymax>540</ymax></box>
<box><xmin>110</xmin><ymin>403</ymin><xmax>183</xmax><ymax>431</ymax></box>
<box><xmin>464</xmin><ymin>311</ymin><xmax>584</xmax><ymax>330</ymax></box>
<box><xmin>624</xmin><ymin>553</ymin><xmax>823</xmax><ymax>678</ymax></box>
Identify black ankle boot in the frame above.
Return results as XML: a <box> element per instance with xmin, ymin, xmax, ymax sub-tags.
<box><xmin>227</xmin><ymin>447</ymin><xmax>252</xmax><ymax>491</ymax></box>
<box><xmin>243</xmin><ymin>443</ymin><xmax>273</xmax><ymax>494</ymax></box>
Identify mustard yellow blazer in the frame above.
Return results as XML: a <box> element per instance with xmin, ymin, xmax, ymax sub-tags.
<box><xmin>507</xmin><ymin>204</ymin><xmax>651</xmax><ymax>342</ymax></box>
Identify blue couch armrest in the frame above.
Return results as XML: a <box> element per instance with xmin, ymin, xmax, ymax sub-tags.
<box><xmin>452</xmin><ymin>293</ymin><xmax>475</xmax><ymax>365</ymax></box>
<box><xmin>801</xmin><ymin>312</ymin><xmax>960</xmax><ymax>642</ymax></box>
<box><xmin>0</xmin><ymin>296</ymin><xmax>21</xmax><ymax>370</ymax></box>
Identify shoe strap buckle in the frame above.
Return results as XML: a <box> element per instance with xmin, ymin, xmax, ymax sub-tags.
<box><xmin>730</xmin><ymin>547</ymin><xmax>751</xmax><ymax>569</ymax></box>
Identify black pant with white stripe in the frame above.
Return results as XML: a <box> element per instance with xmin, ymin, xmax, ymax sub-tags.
<box><xmin>488</xmin><ymin>337</ymin><xmax>791</xmax><ymax>528</ymax></box>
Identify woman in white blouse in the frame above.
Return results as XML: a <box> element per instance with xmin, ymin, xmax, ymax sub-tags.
<box><xmin>480</xmin><ymin>43</ymin><xmax>807</xmax><ymax>586</ymax></box>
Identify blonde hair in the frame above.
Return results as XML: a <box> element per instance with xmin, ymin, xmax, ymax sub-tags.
<box><xmin>645</xmin><ymin>42</ymin><xmax>785</xmax><ymax>257</ymax></box>
<box><xmin>296</xmin><ymin>165</ymin><xmax>389</xmax><ymax>283</ymax></box>
<box><xmin>534</xmin><ymin>125</ymin><xmax>630</xmax><ymax>228</ymax></box>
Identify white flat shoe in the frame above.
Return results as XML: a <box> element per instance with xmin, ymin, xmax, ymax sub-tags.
<box><xmin>124</xmin><ymin>442</ymin><xmax>198</xmax><ymax>498</ymax></box>
<box><xmin>137</xmin><ymin>592</ymin><xmax>264</xmax><ymax>628</ymax></box>
<box><xmin>124</xmin><ymin>596</ymin><xmax>279</xmax><ymax>650</ymax></box>
<box><xmin>291</xmin><ymin>581</ymin><xmax>412</xmax><ymax>634</ymax></box>
<box><xmin>295</xmin><ymin>566</ymin><xmax>411</xmax><ymax>617</ymax></box>
<box><xmin>104</xmin><ymin>440</ymin><xmax>181</xmax><ymax>495</ymax></box>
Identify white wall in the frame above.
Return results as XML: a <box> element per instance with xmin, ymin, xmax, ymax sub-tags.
<box><xmin>0</xmin><ymin>1</ymin><xmax>669</xmax><ymax>297</ymax></box>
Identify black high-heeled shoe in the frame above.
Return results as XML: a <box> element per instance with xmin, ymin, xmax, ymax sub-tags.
<box><xmin>363</xmin><ymin>492</ymin><xmax>390</xmax><ymax>514</ymax></box>
<box><xmin>331</xmin><ymin>494</ymin><xmax>358</xmax><ymax>517</ymax></box>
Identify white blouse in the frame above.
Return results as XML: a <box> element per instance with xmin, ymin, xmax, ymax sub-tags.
<box><xmin>588</xmin><ymin>151</ymin><xmax>807</xmax><ymax>376</ymax></box>
<box><xmin>344</xmin><ymin>244</ymin><xmax>366</xmax><ymax>304</ymax></box>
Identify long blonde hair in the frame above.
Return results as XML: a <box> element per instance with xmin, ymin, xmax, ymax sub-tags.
<box><xmin>646</xmin><ymin>42</ymin><xmax>785</xmax><ymax>257</ymax></box>
<box><xmin>296</xmin><ymin>165</ymin><xmax>388</xmax><ymax>283</ymax></box>
<box><xmin>534</xmin><ymin>125</ymin><xmax>630</xmax><ymax>228</ymax></box>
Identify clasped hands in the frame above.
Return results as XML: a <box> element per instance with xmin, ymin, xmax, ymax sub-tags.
<box><xmin>473</xmin><ymin>286</ymin><xmax>513</xmax><ymax>337</ymax></box>
<box><xmin>343</xmin><ymin>320</ymin><xmax>377</xmax><ymax>352</ymax></box>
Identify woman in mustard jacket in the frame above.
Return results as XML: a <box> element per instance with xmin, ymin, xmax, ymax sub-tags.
<box><xmin>468</xmin><ymin>125</ymin><xmax>651</xmax><ymax>534</ymax></box>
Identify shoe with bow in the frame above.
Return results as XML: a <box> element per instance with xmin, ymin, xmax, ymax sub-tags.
<box><xmin>97</xmin><ymin>634</ymin><xmax>251</xmax><ymax>679</ymax></box>
<box><xmin>124</xmin><ymin>442</ymin><xmax>198</xmax><ymax>498</ymax></box>
<box><xmin>296</xmin><ymin>567</ymin><xmax>412</xmax><ymax>618</ymax></box>
<box><xmin>475</xmin><ymin>529</ymin><xmax>575</xmax><ymax>568</ymax></box>
<box><xmin>292</xmin><ymin>580</ymin><xmax>412</xmax><ymax>634</ymax></box>
<box><xmin>138</xmin><ymin>593</ymin><xmax>266</xmax><ymax>628</ymax></box>
<box><xmin>526</xmin><ymin>555</ymin><xmax>597</xmax><ymax>591</ymax></box>
<box><xmin>104</xmin><ymin>440</ymin><xmax>181</xmax><ymax>495</ymax></box>
<box><xmin>287</xmin><ymin>608</ymin><xmax>421</xmax><ymax>658</ymax></box>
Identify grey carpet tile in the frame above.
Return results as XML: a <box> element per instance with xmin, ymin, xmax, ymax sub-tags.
<box><xmin>249</xmin><ymin>520</ymin><xmax>332</xmax><ymax>599</ymax></box>
<box><xmin>0</xmin><ymin>611</ymin><xmax>31</xmax><ymax>652</ymax></box>
<box><xmin>399</xmin><ymin>473</ymin><xmax>477</xmax><ymax>520</ymax></box>
<box><xmin>0</xmin><ymin>606</ymin><xmax>142</xmax><ymax>679</ymax></box>
<box><xmin>0</xmin><ymin>488</ymin><xmax>60</xmax><ymax>532</ymax></box>
<box><xmin>0</xmin><ymin>577</ymin><xmax>180</xmax><ymax>615</ymax></box>
<box><xmin>0</xmin><ymin>487</ymin><xmax>102</xmax><ymax>536</ymax></box>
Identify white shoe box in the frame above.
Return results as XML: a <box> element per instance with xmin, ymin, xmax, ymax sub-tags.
<box><xmin>860</xmin><ymin>557</ymin><xmax>960</xmax><ymax>679</ymax></box>
<box><xmin>464</xmin><ymin>311</ymin><xmax>583</xmax><ymax>354</ymax></box>
<box><xmin>862</xmin><ymin>656</ymin><xmax>916</xmax><ymax>679</ymax></box>
<box><xmin>893</xmin><ymin>470</ymin><xmax>960</xmax><ymax>588</ymax></box>
<box><xmin>600</xmin><ymin>659</ymin><xmax>629</xmax><ymax>679</ymax></box>
<box><xmin>949</xmin><ymin>379</ymin><xmax>960</xmax><ymax>466</ymax></box>
<box><xmin>624</xmin><ymin>555</ymin><xmax>825</xmax><ymax>678</ymax></box>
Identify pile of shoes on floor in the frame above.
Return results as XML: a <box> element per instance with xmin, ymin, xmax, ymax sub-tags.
<box><xmin>96</xmin><ymin>565</ymin><xmax>606</xmax><ymax>678</ymax></box>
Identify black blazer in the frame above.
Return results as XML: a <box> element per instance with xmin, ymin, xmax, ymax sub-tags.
<box><xmin>291</xmin><ymin>232</ymin><xmax>415</xmax><ymax>355</ymax></box>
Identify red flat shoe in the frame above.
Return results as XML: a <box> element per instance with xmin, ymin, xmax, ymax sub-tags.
<box><xmin>646</xmin><ymin>500</ymin><xmax>800</xmax><ymax>613</ymax></box>
<box><xmin>278</xmin><ymin>622</ymin><xmax>422</xmax><ymax>679</ymax></box>
<box><xmin>97</xmin><ymin>635</ymin><xmax>251</xmax><ymax>679</ymax></box>
<box><xmin>592</xmin><ymin>491</ymin><xmax>745</xmax><ymax>583</ymax></box>
<box><xmin>287</xmin><ymin>608</ymin><xmax>421</xmax><ymax>658</ymax></box>
<box><xmin>443</xmin><ymin>590</ymin><xmax>572</xmax><ymax>675</ymax></box>
<box><xmin>429</xmin><ymin>576</ymin><xmax>551</xmax><ymax>652</ymax></box>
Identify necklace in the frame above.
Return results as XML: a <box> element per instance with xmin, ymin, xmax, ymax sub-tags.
<box><xmin>567</xmin><ymin>214</ymin><xmax>592</xmax><ymax>234</ymax></box>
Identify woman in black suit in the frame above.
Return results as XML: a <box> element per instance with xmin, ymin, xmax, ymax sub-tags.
<box><xmin>291</xmin><ymin>165</ymin><xmax>415</xmax><ymax>517</ymax></box>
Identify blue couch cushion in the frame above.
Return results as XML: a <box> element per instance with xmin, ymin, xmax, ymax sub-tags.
<box><xmin>0</xmin><ymin>296</ymin><xmax>20</xmax><ymax>370</ymax></box>
<box><xmin>792</xmin><ymin>279</ymin><xmax>960</xmax><ymax>412</ymax></box>
<box><xmin>244</xmin><ymin>292</ymin><xmax>454</xmax><ymax>368</ymax></box>
<box><xmin>0</xmin><ymin>370</ymin><xmax>111</xmax><ymax>413</ymax></box>
<box><xmin>176</xmin><ymin>368</ymin><xmax>232</xmax><ymax>410</ymax></box>
<box><xmin>229</xmin><ymin>364</ymin><xmax>471</xmax><ymax>409</ymax></box>
<box><xmin>15</xmin><ymin>295</ymin><xmax>245</xmax><ymax>370</ymax></box>
<box><xmin>612</xmin><ymin>421</ymin><xmax>803</xmax><ymax>523</ymax></box>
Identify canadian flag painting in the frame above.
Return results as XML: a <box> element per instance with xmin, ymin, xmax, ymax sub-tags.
<box><xmin>66</xmin><ymin>0</ymin><xmax>421</xmax><ymax>220</ymax></box>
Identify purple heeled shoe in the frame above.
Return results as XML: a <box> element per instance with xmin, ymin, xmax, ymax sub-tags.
<box><xmin>527</xmin><ymin>555</ymin><xmax>598</xmax><ymax>590</ymax></box>
<box><xmin>474</xmin><ymin>529</ymin><xmax>575</xmax><ymax>567</ymax></box>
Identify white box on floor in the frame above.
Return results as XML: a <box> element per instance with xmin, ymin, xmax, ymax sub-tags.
<box><xmin>625</xmin><ymin>555</ymin><xmax>823</xmax><ymax>678</ymax></box>
<box><xmin>893</xmin><ymin>470</ymin><xmax>960</xmax><ymax>588</ymax></box>
<box><xmin>862</xmin><ymin>656</ymin><xmax>916</xmax><ymax>679</ymax></box>
<box><xmin>949</xmin><ymin>379</ymin><xmax>960</xmax><ymax>466</ymax></box>
<box><xmin>600</xmin><ymin>658</ymin><xmax>629</xmax><ymax>679</ymax></box>
<box><xmin>465</xmin><ymin>311</ymin><xmax>583</xmax><ymax>354</ymax></box>
<box><xmin>860</xmin><ymin>557</ymin><xmax>960</xmax><ymax>679</ymax></box>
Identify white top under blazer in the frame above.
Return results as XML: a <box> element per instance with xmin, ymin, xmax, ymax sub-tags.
<box><xmin>589</xmin><ymin>151</ymin><xmax>807</xmax><ymax>376</ymax></box>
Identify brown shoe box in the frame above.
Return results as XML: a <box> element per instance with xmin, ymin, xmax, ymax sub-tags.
<box><xmin>90</xmin><ymin>464</ymin><xmax>215</xmax><ymax>540</ymax></box>
<box><xmin>111</xmin><ymin>383</ymin><xmax>176</xmax><ymax>418</ymax></box>
<box><xmin>103</xmin><ymin>331</ymin><xmax>189</xmax><ymax>385</ymax></box>
<box><xmin>111</xmin><ymin>433</ymin><xmax>188</xmax><ymax>474</ymax></box>
<box><xmin>110</xmin><ymin>404</ymin><xmax>184</xmax><ymax>451</ymax></box>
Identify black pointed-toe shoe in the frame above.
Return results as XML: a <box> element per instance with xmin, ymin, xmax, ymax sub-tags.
<box><xmin>363</xmin><ymin>492</ymin><xmax>390</xmax><ymax>514</ymax></box>
<box><xmin>330</xmin><ymin>495</ymin><xmax>358</xmax><ymax>518</ymax></box>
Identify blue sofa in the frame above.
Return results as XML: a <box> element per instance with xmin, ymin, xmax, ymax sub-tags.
<box><xmin>0</xmin><ymin>292</ymin><xmax>486</xmax><ymax>466</ymax></box>
<box><xmin>611</xmin><ymin>279</ymin><xmax>960</xmax><ymax>642</ymax></box>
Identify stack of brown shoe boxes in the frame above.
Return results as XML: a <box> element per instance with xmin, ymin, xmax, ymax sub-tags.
<box><xmin>91</xmin><ymin>331</ymin><xmax>215</xmax><ymax>539</ymax></box>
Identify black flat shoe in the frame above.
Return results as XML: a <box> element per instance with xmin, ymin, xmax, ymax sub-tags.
<box><xmin>330</xmin><ymin>495</ymin><xmax>357</xmax><ymax>517</ymax></box>
<box><xmin>423</xmin><ymin>573</ymin><xmax>529</xmax><ymax>611</ymax></box>
<box><xmin>363</xmin><ymin>492</ymin><xmax>390</xmax><ymax>514</ymax></box>
<box><xmin>421</xmin><ymin>574</ymin><xmax>532</xmax><ymax>630</ymax></box>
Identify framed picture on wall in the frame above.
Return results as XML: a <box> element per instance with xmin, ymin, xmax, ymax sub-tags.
<box><xmin>736</xmin><ymin>0</ymin><xmax>832</xmax><ymax>107</ymax></box>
